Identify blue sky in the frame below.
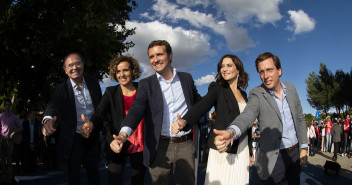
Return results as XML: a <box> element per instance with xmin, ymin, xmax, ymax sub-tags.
<box><xmin>101</xmin><ymin>0</ymin><xmax>352</xmax><ymax>115</ymax></box>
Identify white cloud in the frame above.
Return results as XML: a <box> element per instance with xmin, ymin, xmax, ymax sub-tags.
<box><xmin>176</xmin><ymin>0</ymin><xmax>210</xmax><ymax>8</ymax></box>
<box><xmin>148</xmin><ymin>0</ymin><xmax>256</xmax><ymax>52</ymax></box>
<box><xmin>100</xmin><ymin>75</ymin><xmax>117</xmax><ymax>91</ymax></box>
<box><xmin>195</xmin><ymin>73</ymin><xmax>216</xmax><ymax>85</ymax></box>
<box><xmin>215</xmin><ymin>0</ymin><xmax>283</xmax><ymax>24</ymax></box>
<box><xmin>287</xmin><ymin>10</ymin><xmax>316</xmax><ymax>35</ymax></box>
<box><xmin>123</xmin><ymin>21</ymin><xmax>216</xmax><ymax>78</ymax></box>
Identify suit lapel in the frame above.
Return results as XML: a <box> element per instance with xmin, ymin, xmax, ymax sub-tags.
<box><xmin>260</xmin><ymin>84</ymin><xmax>283</xmax><ymax>123</ymax></box>
<box><xmin>151</xmin><ymin>74</ymin><xmax>164</xmax><ymax>107</ymax></box>
<box><xmin>66</xmin><ymin>78</ymin><xmax>76</xmax><ymax>112</ymax></box>
<box><xmin>284</xmin><ymin>83</ymin><xmax>297</xmax><ymax>123</ymax></box>
<box><xmin>116</xmin><ymin>84</ymin><xmax>125</xmax><ymax>118</ymax></box>
<box><xmin>224</xmin><ymin>86</ymin><xmax>240</xmax><ymax>115</ymax></box>
<box><xmin>178</xmin><ymin>72</ymin><xmax>192</xmax><ymax>108</ymax></box>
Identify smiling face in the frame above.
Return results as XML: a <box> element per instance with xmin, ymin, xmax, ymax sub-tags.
<box><xmin>116</xmin><ymin>61</ymin><xmax>133</xmax><ymax>87</ymax></box>
<box><xmin>220</xmin><ymin>57</ymin><xmax>239</xmax><ymax>83</ymax></box>
<box><xmin>258</xmin><ymin>57</ymin><xmax>282</xmax><ymax>92</ymax></box>
<box><xmin>64</xmin><ymin>53</ymin><xmax>84</xmax><ymax>81</ymax></box>
<box><xmin>148</xmin><ymin>45</ymin><xmax>172</xmax><ymax>76</ymax></box>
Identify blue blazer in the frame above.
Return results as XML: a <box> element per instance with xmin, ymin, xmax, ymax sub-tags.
<box><xmin>121</xmin><ymin>72</ymin><xmax>201</xmax><ymax>167</ymax></box>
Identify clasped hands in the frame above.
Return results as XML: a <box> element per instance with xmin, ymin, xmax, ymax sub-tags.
<box><xmin>110</xmin><ymin>132</ymin><xmax>128</xmax><ymax>153</ymax></box>
<box><xmin>213</xmin><ymin>129</ymin><xmax>233</xmax><ymax>153</ymax></box>
<box><xmin>171</xmin><ymin>114</ymin><xmax>233</xmax><ymax>153</ymax></box>
<box><xmin>42</xmin><ymin>116</ymin><xmax>57</xmax><ymax>136</ymax></box>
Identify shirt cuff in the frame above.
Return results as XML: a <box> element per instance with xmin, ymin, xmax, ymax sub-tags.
<box><xmin>119</xmin><ymin>126</ymin><xmax>133</xmax><ymax>139</ymax></box>
<box><xmin>301</xmin><ymin>144</ymin><xmax>308</xmax><ymax>149</ymax></box>
<box><xmin>228</xmin><ymin>125</ymin><xmax>241</xmax><ymax>140</ymax></box>
<box><xmin>42</xmin><ymin>116</ymin><xmax>53</xmax><ymax>125</ymax></box>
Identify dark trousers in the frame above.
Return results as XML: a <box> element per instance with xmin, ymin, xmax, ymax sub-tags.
<box><xmin>0</xmin><ymin>139</ymin><xmax>14</xmax><ymax>182</ymax></box>
<box><xmin>309</xmin><ymin>138</ymin><xmax>316</xmax><ymax>156</ymax></box>
<box><xmin>67</xmin><ymin>133</ymin><xmax>101</xmax><ymax>185</ymax></box>
<box><xmin>22</xmin><ymin>146</ymin><xmax>37</xmax><ymax>173</ymax></box>
<box><xmin>333</xmin><ymin>142</ymin><xmax>341</xmax><ymax>159</ymax></box>
<box><xmin>149</xmin><ymin>139</ymin><xmax>195</xmax><ymax>185</ymax></box>
<box><xmin>107</xmin><ymin>151</ymin><xmax>146</xmax><ymax>185</ymax></box>
<box><xmin>262</xmin><ymin>147</ymin><xmax>301</xmax><ymax>185</ymax></box>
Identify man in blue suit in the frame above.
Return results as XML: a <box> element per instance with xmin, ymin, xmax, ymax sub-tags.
<box><xmin>214</xmin><ymin>52</ymin><xmax>308</xmax><ymax>185</ymax></box>
<box><xmin>111</xmin><ymin>40</ymin><xmax>201</xmax><ymax>185</ymax></box>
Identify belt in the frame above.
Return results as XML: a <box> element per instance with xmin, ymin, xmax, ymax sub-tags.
<box><xmin>160</xmin><ymin>133</ymin><xmax>192</xmax><ymax>143</ymax></box>
<box><xmin>282</xmin><ymin>144</ymin><xmax>298</xmax><ymax>152</ymax></box>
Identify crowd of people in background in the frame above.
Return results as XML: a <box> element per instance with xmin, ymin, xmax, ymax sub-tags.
<box><xmin>0</xmin><ymin>103</ymin><xmax>61</xmax><ymax>184</ymax></box>
<box><xmin>307</xmin><ymin>114</ymin><xmax>352</xmax><ymax>161</ymax></box>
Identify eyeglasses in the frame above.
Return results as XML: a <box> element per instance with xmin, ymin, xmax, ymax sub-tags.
<box><xmin>66</xmin><ymin>62</ymin><xmax>83</xmax><ymax>69</ymax></box>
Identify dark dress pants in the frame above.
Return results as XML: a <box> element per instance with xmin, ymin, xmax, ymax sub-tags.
<box><xmin>67</xmin><ymin>133</ymin><xmax>101</xmax><ymax>185</ymax></box>
<box><xmin>107</xmin><ymin>151</ymin><xmax>146</xmax><ymax>185</ymax></box>
<box><xmin>333</xmin><ymin>142</ymin><xmax>341</xmax><ymax>159</ymax></box>
<box><xmin>262</xmin><ymin>147</ymin><xmax>301</xmax><ymax>185</ymax></box>
<box><xmin>309</xmin><ymin>138</ymin><xmax>316</xmax><ymax>156</ymax></box>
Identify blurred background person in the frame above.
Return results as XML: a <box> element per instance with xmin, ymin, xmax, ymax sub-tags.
<box><xmin>324</xmin><ymin>116</ymin><xmax>333</xmax><ymax>152</ymax></box>
<box><xmin>331</xmin><ymin>119</ymin><xmax>342</xmax><ymax>161</ymax></box>
<box><xmin>21</xmin><ymin>110</ymin><xmax>40</xmax><ymax>173</ymax></box>
<box><xmin>0</xmin><ymin>99</ymin><xmax>22</xmax><ymax>184</ymax></box>
<box><xmin>308</xmin><ymin>121</ymin><xmax>316</xmax><ymax>156</ymax></box>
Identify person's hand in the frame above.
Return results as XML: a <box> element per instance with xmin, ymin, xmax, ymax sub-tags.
<box><xmin>171</xmin><ymin>114</ymin><xmax>187</xmax><ymax>134</ymax></box>
<box><xmin>42</xmin><ymin>116</ymin><xmax>57</xmax><ymax>136</ymax></box>
<box><xmin>80</xmin><ymin>114</ymin><xmax>94</xmax><ymax>138</ymax></box>
<box><xmin>300</xmin><ymin>149</ymin><xmax>308</xmax><ymax>167</ymax></box>
<box><xmin>249</xmin><ymin>155</ymin><xmax>254</xmax><ymax>166</ymax></box>
<box><xmin>110</xmin><ymin>132</ymin><xmax>128</xmax><ymax>153</ymax></box>
<box><xmin>213</xmin><ymin>129</ymin><xmax>232</xmax><ymax>153</ymax></box>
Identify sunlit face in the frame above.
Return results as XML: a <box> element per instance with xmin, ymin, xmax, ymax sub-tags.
<box><xmin>148</xmin><ymin>45</ymin><xmax>172</xmax><ymax>75</ymax></box>
<box><xmin>64</xmin><ymin>54</ymin><xmax>84</xmax><ymax>81</ymax></box>
<box><xmin>220</xmin><ymin>57</ymin><xmax>239</xmax><ymax>83</ymax></box>
<box><xmin>116</xmin><ymin>61</ymin><xmax>133</xmax><ymax>87</ymax></box>
<box><xmin>258</xmin><ymin>58</ymin><xmax>282</xmax><ymax>92</ymax></box>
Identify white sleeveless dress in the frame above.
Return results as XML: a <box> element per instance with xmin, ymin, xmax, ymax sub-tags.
<box><xmin>205</xmin><ymin>103</ymin><xmax>249</xmax><ymax>185</ymax></box>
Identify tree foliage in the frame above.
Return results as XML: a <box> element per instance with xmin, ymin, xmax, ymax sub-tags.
<box><xmin>0</xmin><ymin>0</ymin><xmax>137</xmax><ymax>113</ymax></box>
<box><xmin>306</xmin><ymin>62</ymin><xmax>352</xmax><ymax>116</ymax></box>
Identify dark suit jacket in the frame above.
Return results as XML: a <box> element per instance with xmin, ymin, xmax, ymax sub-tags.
<box><xmin>22</xmin><ymin>120</ymin><xmax>40</xmax><ymax>148</ymax></box>
<box><xmin>183</xmin><ymin>82</ymin><xmax>252</xmax><ymax>155</ymax></box>
<box><xmin>230</xmin><ymin>81</ymin><xmax>307</xmax><ymax>180</ymax></box>
<box><xmin>90</xmin><ymin>82</ymin><xmax>143</xmax><ymax>160</ymax></box>
<box><xmin>44</xmin><ymin>75</ymin><xmax>102</xmax><ymax>163</ymax></box>
<box><xmin>121</xmin><ymin>72</ymin><xmax>201</xmax><ymax>167</ymax></box>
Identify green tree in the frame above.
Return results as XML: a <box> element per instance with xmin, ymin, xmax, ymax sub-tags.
<box><xmin>306</xmin><ymin>62</ymin><xmax>334</xmax><ymax>115</ymax></box>
<box><xmin>332</xmin><ymin>70</ymin><xmax>347</xmax><ymax>115</ymax></box>
<box><xmin>0</xmin><ymin>0</ymin><xmax>137</xmax><ymax>113</ymax></box>
<box><xmin>304</xmin><ymin>113</ymin><xmax>314</xmax><ymax>123</ymax></box>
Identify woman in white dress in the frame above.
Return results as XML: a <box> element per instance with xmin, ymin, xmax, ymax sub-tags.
<box><xmin>173</xmin><ymin>54</ymin><xmax>253</xmax><ymax>184</ymax></box>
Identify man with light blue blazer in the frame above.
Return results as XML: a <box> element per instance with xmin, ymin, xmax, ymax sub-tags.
<box><xmin>214</xmin><ymin>52</ymin><xmax>308</xmax><ymax>185</ymax></box>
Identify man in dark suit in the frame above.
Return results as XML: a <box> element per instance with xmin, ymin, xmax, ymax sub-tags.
<box><xmin>22</xmin><ymin>110</ymin><xmax>40</xmax><ymax>173</ymax></box>
<box><xmin>42</xmin><ymin>52</ymin><xmax>102</xmax><ymax>185</ymax></box>
<box><xmin>110</xmin><ymin>40</ymin><xmax>201</xmax><ymax>185</ymax></box>
<box><xmin>214</xmin><ymin>52</ymin><xmax>308</xmax><ymax>185</ymax></box>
